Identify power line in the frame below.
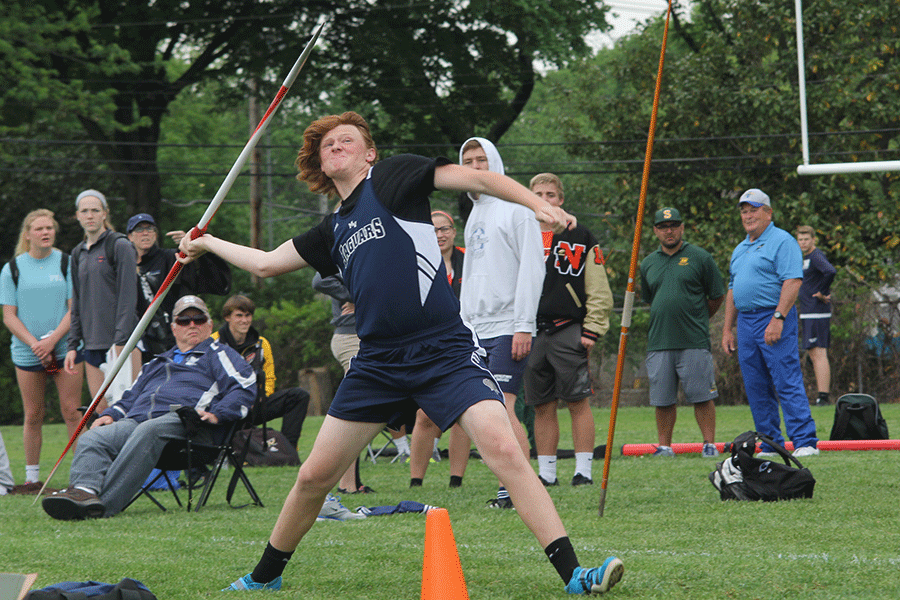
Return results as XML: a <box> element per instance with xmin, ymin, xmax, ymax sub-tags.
<box><xmin>5</xmin><ymin>127</ymin><xmax>900</xmax><ymax>151</ymax></box>
<box><xmin>4</xmin><ymin>146</ymin><xmax>896</xmax><ymax>180</ymax></box>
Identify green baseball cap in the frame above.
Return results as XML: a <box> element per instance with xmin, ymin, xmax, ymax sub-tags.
<box><xmin>654</xmin><ymin>207</ymin><xmax>682</xmax><ymax>225</ymax></box>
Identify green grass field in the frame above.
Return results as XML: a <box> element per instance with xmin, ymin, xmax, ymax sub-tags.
<box><xmin>2</xmin><ymin>403</ymin><xmax>899</xmax><ymax>599</ymax></box>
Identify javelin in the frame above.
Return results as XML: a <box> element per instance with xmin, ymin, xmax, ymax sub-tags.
<box><xmin>35</xmin><ymin>20</ymin><xmax>326</xmax><ymax>502</ymax></box>
<box><xmin>598</xmin><ymin>1</ymin><xmax>672</xmax><ymax>517</ymax></box>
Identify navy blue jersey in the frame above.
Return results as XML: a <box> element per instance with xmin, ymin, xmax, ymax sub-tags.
<box><xmin>293</xmin><ymin>154</ymin><xmax>460</xmax><ymax>341</ymax></box>
<box><xmin>799</xmin><ymin>248</ymin><xmax>836</xmax><ymax>316</ymax></box>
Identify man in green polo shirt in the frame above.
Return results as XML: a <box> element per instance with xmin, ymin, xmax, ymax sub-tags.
<box><xmin>640</xmin><ymin>208</ymin><xmax>726</xmax><ymax>457</ymax></box>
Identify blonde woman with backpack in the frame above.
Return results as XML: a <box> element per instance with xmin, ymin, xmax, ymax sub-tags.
<box><xmin>0</xmin><ymin>209</ymin><xmax>84</xmax><ymax>492</ymax></box>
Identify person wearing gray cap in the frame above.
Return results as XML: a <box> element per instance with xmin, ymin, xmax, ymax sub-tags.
<box><xmin>66</xmin><ymin>190</ymin><xmax>139</xmax><ymax>412</ymax></box>
<box><xmin>42</xmin><ymin>295</ymin><xmax>256</xmax><ymax>520</ymax></box>
<box><xmin>126</xmin><ymin>212</ymin><xmax>231</xmax><ymax>363</ymax></box>
<box><xmin>721</xmin><ymin>189</ymin><xmax>819</xmax><ymax>458</ymax></box>
<box><xmin>640</xmin><ymin>207</ymin><xmax>725</xmax><ymax>458</ymax></box>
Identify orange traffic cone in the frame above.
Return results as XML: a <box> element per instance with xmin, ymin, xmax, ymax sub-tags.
<box><xmin>421</xmin><ymin>507</ymin><xmax>469</xmax><ymax>600</ymax></box>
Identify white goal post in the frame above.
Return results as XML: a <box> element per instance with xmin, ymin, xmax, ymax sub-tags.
<box><xmin>794</xmin><ymin>0</ymin><xmax>899</xmax><ymax>175</ymax></box>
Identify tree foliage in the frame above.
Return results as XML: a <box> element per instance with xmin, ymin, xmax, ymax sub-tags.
<box><xmin>321</xmin><ymin>0</ymin><xmax>610</xmax><ymax>148</ymax></box>
<box><xmin>1</xmin><ymin>0</ymin><xmax>610</xmax><ymax>219</ymax></box>
<box><xmin>1</xmin><ymin>0</ymin><xmax>325</xmax><ymax>217</ymax></box>
<box><xmin>538</xmin><ymin>0</ymin><xmax>900</xmax><ymax>287</ymax></box>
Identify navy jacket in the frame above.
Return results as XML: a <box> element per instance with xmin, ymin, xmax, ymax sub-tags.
<box><xmin>103</xmin><ymin>337</ymin><xmax>256</xmax><ymax>424</ymax></box>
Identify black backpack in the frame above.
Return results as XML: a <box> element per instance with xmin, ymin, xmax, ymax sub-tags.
<box><xmin>70</xmin><ymin>231</ymin><xmax>128</xmax><ymax>273</ymax></box>
<box><xmin>8</xmin><ymin>251</ymin><xmax>69</xmax><ymax>288</ymax></box>
<box><xmin>829</xmin><ymin>393</ymin><xmax>890</xmax><ymax>441</ymax></box>
<box><xmin>232</xmin><ymin>425</ymin><xmax>300</xmax><ymax>467</ymax></box>
<box><xmin>709</xmin><ymin>431</ymin><xmax>816</xmax><ymax>502</ymax></box>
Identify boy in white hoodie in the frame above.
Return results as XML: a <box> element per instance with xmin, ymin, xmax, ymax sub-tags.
<box><xmin>459</xmin><ymin>137</ymin><xmax>545</xmax><ymax>508</ymax></box>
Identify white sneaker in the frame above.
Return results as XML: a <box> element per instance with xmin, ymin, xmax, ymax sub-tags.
<box><xmin>652</xmin><ymin>445</ymin><xmax>675</xmax><ymax>457</ymax></box>
<box><xmin>317</xmin><ymin>493</ymin><xmax>367</xmax><ymax>521</ymax></box>
<box><xmin>793</xmin><ymin>446</ymin><xmax>820</xmax><ymax>457</ymax></box>
<box><xmin>701</xmin><ymin>442</ymin><xmax>720</xmax><ymax>458</ymax></box>
<box><xmin>756</xmin><ymin>451</ymin><xmax>780</xmax><ymax>459</ymax></box>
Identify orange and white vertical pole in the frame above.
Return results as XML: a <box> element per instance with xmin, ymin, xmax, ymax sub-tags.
<box><xmin>599</xmin><ymin>1</ymin><xmax>672</xmax><ymax>517</ymax></box>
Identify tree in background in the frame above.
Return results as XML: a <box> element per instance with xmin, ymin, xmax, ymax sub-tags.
<box><xmin>1</xmin><ymin>1</ymin><xmax>610</xmax><ymax>220</ymax></box>
<box><xmin>321</xmin><ymin>1</ymin><xmax>610</xmax><ymax>148</ymax></box>
<box><xmin>540</xmin><ymin>0</ymin><xmax>899</xmax><ymax>287</ymax></box>
<box><xmin>1</xmin><ymin>0</ymin><xmax>325</xmax><ymax>218</ymax></box>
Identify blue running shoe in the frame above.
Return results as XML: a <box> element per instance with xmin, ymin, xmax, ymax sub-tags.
<box><xmin>565</xmin><ymin>558</ymin><xmax>624</xmax><ymax>594</ymax></box>
<box><xmin>222</xmin><ymin>573</ymin><xmax>282</xmax><ymax>591</ymax></box>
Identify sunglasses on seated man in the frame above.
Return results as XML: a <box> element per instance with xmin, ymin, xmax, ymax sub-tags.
<box><xmin>174</xmin><ymin>314</ymin><xmax>209</xmax><ymax>326</ymax></box>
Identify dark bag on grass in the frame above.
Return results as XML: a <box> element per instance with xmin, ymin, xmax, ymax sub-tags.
<box><xmin>709</xmin><ymin>431</ymin><xmax>816</xmax><ymax>501</ymax></box>
<box><xmin>233</xmin><ymin>426</ymin><xmax>300</xmax><ymax>467</ymax></box>
<box><xmin>25</xmin><ymin>578</ymin><xmax>156</xmax><ymax>600</ymax></box>
<box><xmin>829</xmin><ymin>393</ymin><xmax>889</xmax><ymax>441</ymax></box>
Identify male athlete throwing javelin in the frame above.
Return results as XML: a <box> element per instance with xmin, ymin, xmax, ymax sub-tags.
<box><xmin>179</xmin><ymin>112</ymin><xmax>623</xmax><ymax>595</ymax></box>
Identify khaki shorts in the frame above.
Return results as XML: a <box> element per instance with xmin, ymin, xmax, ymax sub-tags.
<box><xmin>331</xmin><ymin>332</ymin><xmax>360</xmax><ymax>374</ymax></box>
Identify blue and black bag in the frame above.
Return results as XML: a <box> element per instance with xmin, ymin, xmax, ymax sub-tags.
<box><xmin>25</xmin><ymin>578</ymin><xmax>156</xmax><ymax>600</ymax></box>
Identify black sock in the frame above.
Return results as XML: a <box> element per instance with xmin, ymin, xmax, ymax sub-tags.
<box><xmin>545</xmin><ymin>536</ymin><xmax>579</xmax><ymax>584</ymax></box>
<box><xmin>354</xmin><ymin>459</ymin><xmax>363</xmax><ymax>489</ymax></box>
<box><xmin>410</xmin><ymin>478</ymin><xmax>423</xmax><ymax>487</ymax></box>
<box><xmin>251</xmin><ymin>542</ymin><xmax>294</xmax><ymax>584</ymax></box>
<box><xmin>818</xmin><ymin>392</ymin><xmax>829</xmax><ymax>403</ymax></box>
<box><xmin>449</xmin><ymin>475</ymin><xmax>463</xmax><ymax>488</ymax></box>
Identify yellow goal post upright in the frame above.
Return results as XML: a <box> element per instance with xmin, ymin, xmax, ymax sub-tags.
<box><xmin>794</xmin><ymin>0</ymin><xmax>900</xmax><ymax>176</ymax></box>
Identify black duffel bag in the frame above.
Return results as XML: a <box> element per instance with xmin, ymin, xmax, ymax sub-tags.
<box><xmin>232</xmin><ymin>425</ymin><xmax>300</xmax><ymax>467</ymax></box>
<box><xmin>709</xmin><ymin>431</ymin><xmax>816</xmax><ymax>501</ymax></box>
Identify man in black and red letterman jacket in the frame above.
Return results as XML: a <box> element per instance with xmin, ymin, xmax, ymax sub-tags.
<box><xmin>524</xmin><ymin>173</ymin><xmax>613</xmax><ymax>487</ymax></box>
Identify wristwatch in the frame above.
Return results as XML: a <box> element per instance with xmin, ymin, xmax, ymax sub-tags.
<box><xmin>773</xmin><ymin>311</ymin><xmax>785</xmax><ymax>320</ymax></box>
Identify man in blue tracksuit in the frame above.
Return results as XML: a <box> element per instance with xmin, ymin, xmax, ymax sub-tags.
<box><xmin>721</xmin><ymin>189</ymin><xmax>818</xmax><ymax>457</ymax></box>
<box><xmin>42</xmin><ymin>295</ymin><xmax>256</xmax><ymax>519</ymax></box>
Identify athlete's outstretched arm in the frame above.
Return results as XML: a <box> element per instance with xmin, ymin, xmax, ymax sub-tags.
<box><xmin>434</xmin><ymin>163</ymin><xmax>576</xmax><ymax>232</ymax></box>
<box><xmin>178</xmin><ymin>234</ymin><xmax>307</xmax><ymax>278</ymax></box>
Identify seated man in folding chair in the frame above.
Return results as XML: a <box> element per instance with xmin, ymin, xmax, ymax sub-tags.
<box><xmin>42</xmin><ymin>295</ymin><xmax>256</xmax><ymax>521</ymax></box>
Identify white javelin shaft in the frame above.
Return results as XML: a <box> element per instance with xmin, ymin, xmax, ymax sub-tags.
<box><xmin>195</xmin><ymin>19</ymin><xmax>325</xmax><ymax>232</ymax></box>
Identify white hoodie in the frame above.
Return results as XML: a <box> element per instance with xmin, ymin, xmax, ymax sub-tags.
<box><xmin>458</xmin><ymin>137</ymin><xmax>544</xmax><ymax>339</ymax></box>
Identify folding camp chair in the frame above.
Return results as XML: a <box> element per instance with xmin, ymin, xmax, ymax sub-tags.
<box><xmin>367</xmin><ymin>427</ymin><xmax>406</xmax><ymax>464</ymax></box>
<box><xmin>123</xmin><ymin>418</ymin><xmax>263</xmax><ymax>513</ymax></box>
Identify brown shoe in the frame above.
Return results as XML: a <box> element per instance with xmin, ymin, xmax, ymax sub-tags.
<box><xmin>9</xmin><ymin>481</ymin><xmax>60</xmax><ymax>495</ymax></box>
<box><xmin>42</xmin><ymin>488</ymin><xmax>106</xmax><ymax>520</ymax></box>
